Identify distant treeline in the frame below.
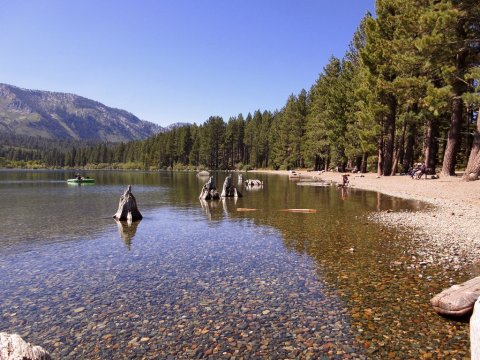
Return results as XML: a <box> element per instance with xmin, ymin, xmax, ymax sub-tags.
<box><xmin>2</xmin><ymin>1</ymin><xmax>480</xmax><ymax>177</ymax></box>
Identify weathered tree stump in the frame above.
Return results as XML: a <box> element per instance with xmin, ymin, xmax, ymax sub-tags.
<box><xmin>113</xmin><ymin>185</ymin><xmax>143</xmax><ymax>221</ymax></box>
<box><xmin>431</xmin><ymin>276</ymin><xmax>480</xmax><ymax>316</ymax></box>
<box><xmin>221</xmin><ymin>175</ymin><xmax>242</xmax><ymax>197</ymax></box>
<box><xmin>472</xmin><ymin>298</ymin><xmax>480</xmax><ymax>359</ymax></box>
<box><xmin>199</xmin><ymin>176</ymin><xmax>220</xmax><ymax>200</ymax></box>
<box><xmin>0</xmin><ymin>333</ymin><xmax>51</xmax><ymax>360</ymax></box>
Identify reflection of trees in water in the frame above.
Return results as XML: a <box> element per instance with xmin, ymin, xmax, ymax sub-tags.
<box><xmin>115</xmin><ymin>219</ymin><xmax>140</xmax><ymax>250</ymax></box>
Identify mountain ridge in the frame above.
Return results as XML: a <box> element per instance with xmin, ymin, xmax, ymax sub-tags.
<box><xmin>0</xmin><ymin>83</ymin><xmax>166</xmax><ymax>142</ymax></box>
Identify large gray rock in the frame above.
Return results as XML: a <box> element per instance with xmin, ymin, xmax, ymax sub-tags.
<box><xmin>431</xmin><ymin>275</ymin><xmax>480</xmax><ymax>316</ymax></box>
<box><xmin>113</xmin><ymin>185</ymin><xmax>143</xmax><ymax>221</ymax></box>
<box><xmin>199</xmin><ymin>176</ymin><xmax>220</xmax><ymax>200</ymax></box>
<box><xmin>220</xmin><ymin>175</ymin><xmax>242</xmax><ymax>198</ymax></box>
<box><xmin>0</xmin><ymin>333</ymin><xmax>51</xmax><ymax>360</ymax></box>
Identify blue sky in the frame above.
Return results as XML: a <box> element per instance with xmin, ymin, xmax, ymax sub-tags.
<box><xmin>0</xmin><ymin>0</ymin><xmax>375</xmax><ymax>126</ymax></box>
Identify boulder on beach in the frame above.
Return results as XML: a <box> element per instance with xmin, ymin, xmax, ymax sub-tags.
<box><xmin>113</xmin><ymin>185</ymin><xmax>143</xmax><ymax>221</ymax></box>
<box><xmin>431</xmin><ymin>275</ymin><xmax>480</xmax><ymax>316</ymax></box>
<box><xmin>0</xmin><ymin>333</ymin><xmax>51</xmax><ymax>360</ymax></box>
<box><xmin>199</xmin><ymin>176</ymin><xmax>220</xmax><ymax>200</ymax></box>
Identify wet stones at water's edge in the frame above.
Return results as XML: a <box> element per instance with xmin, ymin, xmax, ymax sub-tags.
<box><xmin>0</xmin><ymin>231</ymin><xmax>365</xmax><ymax>359</ymax></box>
<box><xmin>0</xmin><ymin>170</ymin><xmax>474</xmax><ymax>359</ymax></box>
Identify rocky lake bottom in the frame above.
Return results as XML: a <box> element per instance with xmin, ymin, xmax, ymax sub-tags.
<box><xmin>0</xmin><ymin>170</ymin><xmax>475</xmax><ymax>359</ymax></box>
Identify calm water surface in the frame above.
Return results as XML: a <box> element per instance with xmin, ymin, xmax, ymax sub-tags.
<box><xmin>0</xmin><ymin>170</ymin><xmax>474</xmax><ymax>359</ymax></box>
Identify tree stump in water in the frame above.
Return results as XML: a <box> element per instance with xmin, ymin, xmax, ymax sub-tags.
<box><xmin>199</xmin><ymin>176</ymin><xmax>220</xmax><ymax>200</ymax></box>
<box><xmin>113</xmin><ymin>185</ymin><xmax>143</xmax><ymax>221</ymax></box>
<box><xmin>245</xmin><ymin>179</ymin><xmax>263</xmax><ymax>187</ymax></box>
<box><xmin>431</xmin><ymin>276</ymin><xmax>480</xmax><ymax>316</ymax></box>
<box><xmin>0</xmin><ymin>333</ymin><xmax>51</xmax><ymax>360</ymax></box>
<box><xmin>221</xmin><ymin>175</ymin><xmax>242</xmax><ymax>198</ymax></box>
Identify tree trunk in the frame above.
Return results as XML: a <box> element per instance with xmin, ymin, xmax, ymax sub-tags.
<box><xmin>383</xmin><ymin>94</ymin><xmax>397</xmax><ymax>176</ymax></box>
<box><xmin>442</xmin><ymin>97</ymin><xmax>464</xmax><ymax>176</ymax></box>
<box><xmin>463</xmin><ymin>119</ymin><xmax>480</xmax><ymax>181</ymax></box>
<box><xmin>423</xmin><ymin>118</ymin><xmax>439</xmax><ymax>173</ymax></box>
<box><xmin>361</xmin><ymin>152</ymin><xmax>368</xmax><ymax>173</ymax></box>
<box><xmin>402</xmin><ymin>122</ymin><xmax>416</xmax><ymax>173</ymax></box>
<box><xmin>377</xmin><ymin>118</ymin><xmax>384</xmax><ymax>176</ymax></box>
<box><xmin>391</xmin><ymin>120</ymin><xmax>407</xmax><ymax>176</ymax></box>
<box><xmin>442</xmin><ymin>48</ymin><xmax>467</xmax><ymax>176</ymax></box>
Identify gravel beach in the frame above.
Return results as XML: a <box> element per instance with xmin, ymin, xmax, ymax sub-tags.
<box><xmin>251</xmin><ymin>169</ymin><xmax>480</xmax><ymax>267</ymax></box>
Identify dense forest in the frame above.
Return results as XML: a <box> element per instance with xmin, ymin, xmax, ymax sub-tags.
<box><xmin>2</xmin><ymin>0</ymin><xmax>479</xmax><ymax>178</ymax></box>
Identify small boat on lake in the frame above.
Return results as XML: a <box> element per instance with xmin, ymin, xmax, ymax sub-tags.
<box><xmin>67</xmin><ymin>177</ymin><xmax>95</xmax><ymax>184</ymax></box>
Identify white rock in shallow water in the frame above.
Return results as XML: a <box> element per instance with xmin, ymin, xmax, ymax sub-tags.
<box><xmin>0</xmin><ymin>333</ymin><xmax>51</xmax><ymax>360</ymax></box>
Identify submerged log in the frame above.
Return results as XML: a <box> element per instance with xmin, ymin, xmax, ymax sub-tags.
<box><xmin>221</xmin><ymin>175</ymin><xmax>242</xmax><ymax>198</ymax></box>
<box><xmin>113</xmin><ymin>185</ymin><xmax>143</xmax><ymax>221</ymax></box>
<box><xmin>0</xmin><ymin>333</ymin><xmax>51</xmax><ymax>360</ymax></box>
<box><xmin>431</xmin><ymin>276</ymin><xmax>480</xmax><ymax>316</ymax></box>
<box><xmin>472</xmin><ymin>298</ymin><xmax>480</xmax><ymax>359</ymax></box>
<box><xmin>199</xmin><ymin>176</ymin><xmax>220</xmax><ymax>200</ymax></box>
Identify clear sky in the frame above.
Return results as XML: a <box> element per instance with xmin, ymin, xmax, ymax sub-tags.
<box><xmin>0</xmin><ymin>0</ymin><xmax>375</xmax><ymax>127</ymax></box>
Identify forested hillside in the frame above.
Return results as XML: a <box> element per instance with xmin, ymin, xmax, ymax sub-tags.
<box><xmin>2</xmin><ymin>0</ymin><xmax>479</xmax><ymax>178</ymax></box>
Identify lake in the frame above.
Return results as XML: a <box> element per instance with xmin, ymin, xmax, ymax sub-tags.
<box><xmin>0</xmin><ymin>170</ymin><xmax>472</xmax><ymax>358</ymax></box>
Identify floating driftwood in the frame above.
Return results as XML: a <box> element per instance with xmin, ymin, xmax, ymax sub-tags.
<box><xmin>236</xmin><ymin>208</ymin><xmax>258</xmax><ymax>212</ymax></box>
<box><xmin>431</xmin><ymin>276</ymin><xmax>480</xmax><ymax>316</ymax></box>
<box><xmin>199</xmin><ymin>176</ymin><xmax>220</xmax><ymax>200</ymax></box>
<box><xmin>221</xmin><ymin>175</ymin><xmax>242</xmax><ymax>198</ymax></box>
<box><xmin>113</xmin><ymin>185</ymin><xmax>143</xmax><ymax>221</ymax></box>
<box><xmin>472</xmin><ymin>298</ymin><xmax>480</xmax><ymax>359</ymax></box>
<box><xmin>0</xmin><ymin>333</ymin><xmax>51</xmax><ymax>360</ymax></box>
<box><xmin>296</xmin><ymin>181</ymin><xmax>331</xmax><ymax>187</ymax></box>
<box><xmin>280</xmin><ymin>209</ymin><xmax>318</xmax><ymax>213</ymax></box>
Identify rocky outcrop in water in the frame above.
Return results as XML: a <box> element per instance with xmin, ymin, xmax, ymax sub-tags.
<box><xmin>0</xmin><ymin>333</ymin><xmax>51</xmax><ymax>360</ymax></box>
<box><xmin>199</xmin><ymin>176</ymin><xmax>220</xmax><ymax>200</ymax></box>
<box><xmin>113</xmin><ymin>185</ymin><xmax>143</xmax><ymax>221</ymax></box>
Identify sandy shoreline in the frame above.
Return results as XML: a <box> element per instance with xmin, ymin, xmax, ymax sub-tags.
<box><xmin>250</xmin><ymin>169</ymin><xmax>480</xmax><ymax>266</ymax></box>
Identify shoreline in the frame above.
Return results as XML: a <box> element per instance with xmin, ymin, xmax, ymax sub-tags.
<box><xmin>250</xmin><ymin>169</ymin><xmax>480</xmax><ymax>267</ymax></box>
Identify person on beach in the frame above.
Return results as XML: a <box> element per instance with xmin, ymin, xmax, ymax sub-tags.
<box><xmin>342</xmin><ymin>174</ymin><xmax>350</xmax><ymax>187</ymax></box>
<box><xmin>414</xmin><ymin>163</ymin><xmax>427</xmax><ymax>179</ymax></box>
<box><xmin>408</xmin><ymin>166</ymin><xmax>414</xmax><ymax>178</ymax></box>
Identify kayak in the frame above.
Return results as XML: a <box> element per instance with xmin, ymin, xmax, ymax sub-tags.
<box><xmin>67</xmin><ymin>178</ymin><xmax>95</xmax><ymax>184</ymax></box>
